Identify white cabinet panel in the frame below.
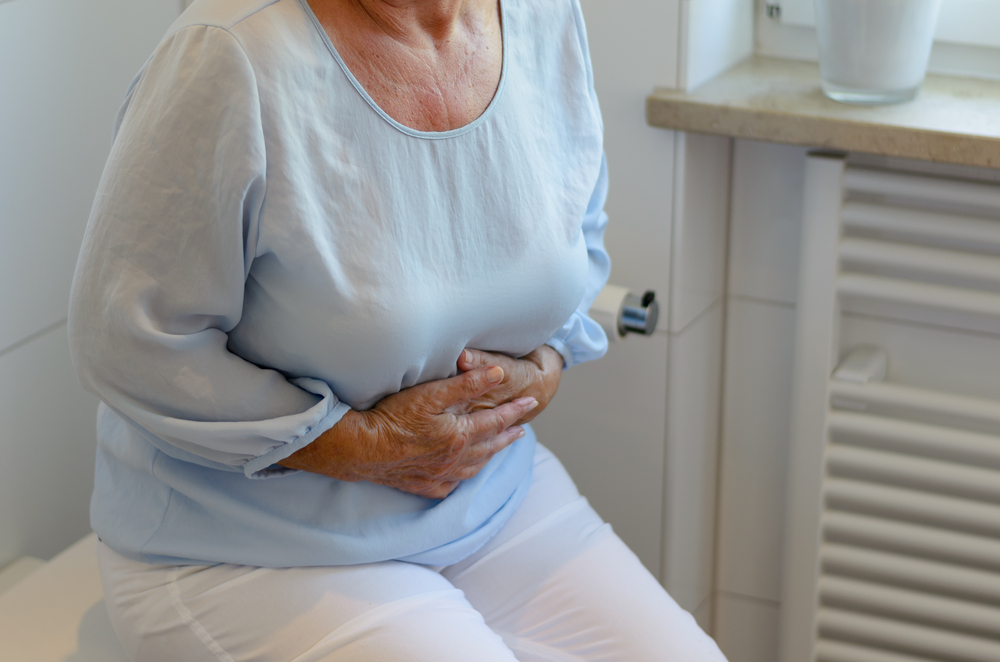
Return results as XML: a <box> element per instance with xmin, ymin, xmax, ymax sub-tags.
<box><xmin>0</xmin><ymin>325</ymin><xmax>99</xmax><ymax>566</ymax></box>
<box><xmin>0</xmin><ymin>0</ymin><xmax>178</xmax><ymax>351</ymax></box>
<box><xmin>715</xmin><ymin>593</ymin><xmax>781</xmax><ymax>662</ymax></box>
<box><xmin>531</xmin><ymin>334</ymin><xmax>668</xmax><ymax>580</ymax></box>
<box><xmin>670</xmin><ymin>133</ymin><xmax>732</xmax><ymax>333</ymax></box>
<box><xmin>717</xmin><ymin>298</ymin><xmax>796</xmax><ymax>602</ymax></box>
<box><xmin>663</xmin><ymin>301</ymin><xmax>723</xmax><ymax>612</ymax></box>
<box><xmin>728</xmin><ymin>140</ymin><xmax>809</xmax><ymax>306</ymax></box>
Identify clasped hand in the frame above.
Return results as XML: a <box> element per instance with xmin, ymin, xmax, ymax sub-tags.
<box><xmin>279</xmin><ymin>345</ymin><xmax>562</xmax><ymax>499</ymax></box>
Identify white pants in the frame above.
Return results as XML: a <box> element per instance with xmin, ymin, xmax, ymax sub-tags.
<box><xmin>97</xmin><ymin>445</ymin><xmax>727</xmax><ymax>662</ymax></box>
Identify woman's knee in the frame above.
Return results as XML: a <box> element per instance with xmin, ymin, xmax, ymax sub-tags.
<box><xmin>300</xmin><ymin>590</ymin><xmax>519</xmax><ymax>662</ymax></box>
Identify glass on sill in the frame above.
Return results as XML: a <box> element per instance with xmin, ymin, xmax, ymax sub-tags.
<box><xmin>815</xmin><ymin>0</ymin><xmax>943</xmax><ymax>105</ymax></box>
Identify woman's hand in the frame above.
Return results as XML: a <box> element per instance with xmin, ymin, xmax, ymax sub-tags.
<box><xmin>278</xmin><ymin>366</ymin><xmax>538</xmax><ymax>499</ymax></box>
<box><xmin>452</xmin><ymin>345</ymin><xmax>563</xmax><ymax>425</ymax></box>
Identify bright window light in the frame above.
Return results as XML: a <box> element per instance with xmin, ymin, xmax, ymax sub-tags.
<box><xmin>779</xmin><ymin>0</ymin><xmax>1000</xmax><ymax>49</ymax></box>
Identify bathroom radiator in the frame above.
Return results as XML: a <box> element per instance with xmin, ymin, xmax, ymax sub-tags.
<box><xmin>779</xmin><ymin>155</ymin><xmax>1000</xmax><ymax>662</ymax></box>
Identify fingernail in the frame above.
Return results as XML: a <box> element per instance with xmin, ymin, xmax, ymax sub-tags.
<box><xmin>516</xmin><ymin>428</ymin><xmax>526</xmax><ymax>439</ymax></box>
<box><xmin>486</xmin><ymin>366</ymin><xmax>504</xmax><ymax>383</ymax></box>
<box><xmin>526</xmin><ymin>398</ymin><xmax>539</xmax><ymax>410</ymax></box>
<box><xmin>464</xmin><ymin>349</ymin><xmax>473</xmax><ymax>364</ymax></box>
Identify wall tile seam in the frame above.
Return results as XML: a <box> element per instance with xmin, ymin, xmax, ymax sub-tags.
<box><xmin>668</xmin><ymin>296</ymin><xmax>724</xmax><ymax>337</ymax></box>
<box><xmin>729</xmin><ymin>293</ymin><xmax>796</xmax><ymax>310</ymax></box>
<box><xmin>659</xmin><ymin>126</ymin><xmax>685</xmax><ymax>583</ymax></box>
<box><xmin>0</xmin><ymin>318</ymin><xmax>67</xmax><ymax>360</ymax></box>
<box><xmin>691</xmin><ymin>591</ymin><xmax>712</xmax><ymax>618</ymax></box>
<box><xmin>667</xmin><ymin>130</ymin><xmax>686</xmax><ymax>339</ymax></box>
<box><xmin>714</xmin><ymin>291</ymin><xmax>791</xmax><ymax>614</ymax></box>
<box><xmin>718</xmin><ymin>589</ymin><xmax>781</xmax><ymax>608</ymax></box>
<box><xmin>707</xmin><ymin>137</ymin><xmax>736</xmax><ymax>637</ymax></box>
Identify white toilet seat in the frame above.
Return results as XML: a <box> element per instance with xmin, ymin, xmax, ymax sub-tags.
<box><xmin>0</xmin><ymin>533</ymin><xmax>128</xmax><ymax>662</ymax></box>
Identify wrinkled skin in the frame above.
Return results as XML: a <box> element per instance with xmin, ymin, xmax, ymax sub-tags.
<box><xmin>279</xmin><ymin>345</ymin><xmax>561</xmax><ymax>499</ymax></box>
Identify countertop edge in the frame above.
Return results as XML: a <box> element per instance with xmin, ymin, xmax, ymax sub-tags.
<box><xmin>646</xmin><ymin>58</ymin><xmax>1000</xmax><ymax>170</ymax></box>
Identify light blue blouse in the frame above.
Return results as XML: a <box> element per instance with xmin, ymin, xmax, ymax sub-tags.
<box><xmin>69</xmin><ymin>0</ymin><xmax>609</xmax><ymax>567</ymax></box>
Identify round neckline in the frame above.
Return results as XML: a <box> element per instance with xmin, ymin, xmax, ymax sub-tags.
<box><xmin>298</xmin><ymin>0</ymin><xmax>509</xmax><ymax>140</ymax></box>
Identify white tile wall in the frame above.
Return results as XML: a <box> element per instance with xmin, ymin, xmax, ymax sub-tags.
<box><xmin>692</xmin><ymin>594</ymin><xmax>713</xmax><ymax>632</ymax></box>
<box><xmin>0</xmin><ymin>325</ymin><xmax>99</xmax><ymax>566</ymax></box>
<box><xmin>717</xmin><ymin>145</ymin><xmax>1000</xmax><ymax>658</ymax></box>
<box><xmin>715</xmin><ymin>593</ymin><xmax>781</xmax><ymax>662</ymax></box>
<box><xmin>0</xmin><ymin>0</ymin><xmax>178</xmax><ymax>564</ymax></box>
<box><xmin>580</xmin><ymin>0</ymin><xmax>679</xmax><ymax>302</ymax></box>
<box><xmin>683</xmin><ymin>0</ymin><xmax>755</xmax><ymax>91</ymax></box>
<box><xmin>714</xmin><ymin>142</ymin><xmax>808</xmax><ymax>654</ymax></box>
<box><xmin>663</xmin><ymin>301</ymin><xmax>723</xmax><ymax>612</ymax></box>
<box><xmin>0</xmin><ymin>0</ymin><xmax>178</xmax><ymax>352</ymax></box>
<box><xmin>670</xmin><ymin>133</ymin><xmax>733</xmax><ymax>333</ymax></box>
<box><xmin>532</xmin><ymin>333</ymin><xmax>669</xmax><ymax>579</ymax></box>
<box><xmin>728</xmin><ymin>140</ymin><xmax>809</xmax><ymax>305</ymax></box>
<box><xmin>530</xmin><ymin>0</ymin><xmax>682</xmax><ymax>582</ymax></box>
<box><xmin>716</xmin><ymin>298</ymin><xmax>796</xmax><ymax>603</ymax></box>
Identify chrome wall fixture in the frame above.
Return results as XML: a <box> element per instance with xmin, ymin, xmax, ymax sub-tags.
<box><xmin>589</xmin><ymin>284</ymin><xmax>660</xmax><ymax>341</ymax></box>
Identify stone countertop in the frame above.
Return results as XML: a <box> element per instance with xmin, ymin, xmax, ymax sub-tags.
<box><xmin>646</xmin><ymin>56</ymin><xmax>1000</xmax><ymax>169</ymax></box>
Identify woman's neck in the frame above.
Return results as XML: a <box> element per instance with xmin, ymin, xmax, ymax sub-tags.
<box><xmin>339</xmin><ymin>0</ymin><xmax>488</xmax><ymax>48</ymax></box>
<box><xmin>308</xmin><ymin>0</ymin><xmax>503</xmax><ymax>132</ymax></box>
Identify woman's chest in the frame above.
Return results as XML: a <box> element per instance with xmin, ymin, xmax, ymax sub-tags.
<box><xmin>230</xmin><ymin>17</ymin><xmax>603</xmax><ymax>406</ymax></box>
<box><xmin>231</xmin><ymin>121</ymin><xmax>596</xmax><ymax>407</ymax></box>
<box><xmin>313</xmin><ymin>5</ymin><xmax>504</xmax><ymax>133</ymax></box>
<box><xmin>234</xmin><ymin>224</ymin><xmax>588</xmax><ymax>409</ymax></box>
<box><xmin>255</xmin><ymin>74</ymin><xmax>599</xmax><ymax>290</ymax></box>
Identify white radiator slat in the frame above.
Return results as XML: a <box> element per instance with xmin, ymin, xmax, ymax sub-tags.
<box><xmin>825</xmin><ymin>478</ymin><xmax>1000</xmax><ymax>538</ymax></box>
<box><xmin>837</xmin><ymin>272</ymin><xmax>1000</xmax><ymax>319</ymax></box>
<box><xmin>826</xmin><ymin>444</ymin><xmax>1000</xmax><ymax>504</ymax></box>
<box><xmin>816</xmin><ymin>639</ymin><xmax>942</xmax><ymax>662</ymax></box>
<box><xmin>823</xmin><ymin>511</ymin><xmax>1000</xmax><ymax>572</ymax></box>
<box><xmin>841</xmin><ymin>201</ymin><xmax>1000</xmax><ymax>253</ymax></box>
<box><xmin>839</xmin><ymin>237</ymin><xmax>1000</xmax><ymax>290</ymax></box>
<box><xmin>843</xmin><ymin>168</ymin><xmax>1000</xmax><ymax>213</ymax></box>
<box><xmin>817</xmin><ymin>607</ymin><xmax>1000</xmax><ymax>662</ymax></box>
<box><xmin>829</xmin><ymin>380</ymin><xmax>1000</xmax><ymax>436</ymax></box>
<box><xmin>821</xmin><ymin>543</ymin><xmax>1000</xmax><ymax>604</ymax></box>
<box><xmin>819</xmin><ymin>576</ymin><xmax>1000</xmax><ymax>638</ymax></box>
<box><xmin>781</xmin><ymin>158</ymin><xmax>1000</xmax><ymax>662</ymax></box>
<box><xmin>827</xmin><ymin>411</ymin><xmax>1000</xmax><ymax>469</ymax></box>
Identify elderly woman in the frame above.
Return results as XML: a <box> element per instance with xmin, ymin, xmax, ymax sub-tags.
<box><xmin>68</xmin><ymin>0</ymin><xmax>726</xmax><ymax>659</ymax></box>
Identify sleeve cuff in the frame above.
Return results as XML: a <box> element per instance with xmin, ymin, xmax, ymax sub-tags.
<box><xmin>242</xmin><ymin>399</ymin><xmax>352</xmax><ymax>479</ymax></box>
<box><xmin>544</xmin><ymin>337</ymin><xmax>574</xmax><ymax>370</ymax></box>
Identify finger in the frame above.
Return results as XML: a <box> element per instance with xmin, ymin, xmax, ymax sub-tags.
<box><xmin>451</xmin><ymin>423</ymin><xmax>526</xmax><ymax>468</ymax></box>
<box><xmin>452</xmin><ymin>454</ymin><xmax>496</xmax><ymax>480</ymax></box>
<box><xmin>426</xmin><ymin>365</ymin><xmax>505</xmax><ymax>410</ymax></box>
<box><xmin>463</xmin><ymin>398</ymin><xmax>537</xmax><ymax>440</ymax></box>
<box><xmin>424</xmin><ymin>480</ymin><xmax>460</xmax><ymax>500</ymax></box>
<box><xmin>480</xmin><ymin>424</ymin><xmax>526</xmax><ymax>454</ymax></box>
<box><xmin>457</xmin><ymin>348</ymin><xmax>490</xmax><ymax>372</ymax></box>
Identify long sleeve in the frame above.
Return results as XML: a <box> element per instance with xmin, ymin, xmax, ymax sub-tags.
<box><xmin>544</xmin><ymin>0</ymin><xmax>611</xmax><ymax>369</ymax></box>
<box><xmin>544</xmin><ymin>153</ymin><xmax>611</xmax><ymax>369</ymax></box>
<box><xmin>68</xmin><ymin>25</ymin><xmax>350</xmax><ymax>479</ymax></box>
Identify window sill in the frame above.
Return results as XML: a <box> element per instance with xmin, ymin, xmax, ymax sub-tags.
<box><xmin>646</xmin><ymin>55</ymin><xmax>1000</xmax><ymax>169</ymax></box>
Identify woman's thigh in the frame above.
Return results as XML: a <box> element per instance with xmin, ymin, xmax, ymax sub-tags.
<box><xmin>442</xmin><ymin>444</ymin><xmax>727</xmax><ymax>662</ymax></box>
<box><xmin>97</xmin><ymin>543</ymin><xmax>518</xmax><ymax>662</ymax></box>
<box><xmin>98</xmin><ymin>444</ymin><xmax>725</xmax><ymax>662</ymax></box>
